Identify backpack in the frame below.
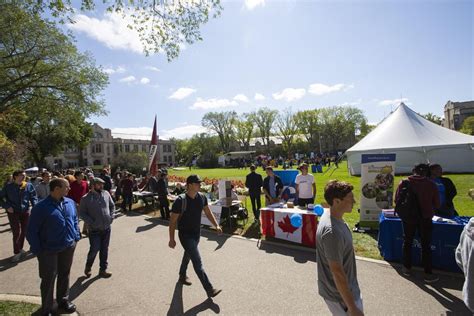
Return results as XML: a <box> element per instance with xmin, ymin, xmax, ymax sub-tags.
<box><xmin>395</xmin><ymin>179</ymin><xmax>421</xmax><ymax>222</ymax></box>
<box><xmin>178</xmin><ymin>192</ymin><xmax>205</xmax><ymax>220</ymax></box>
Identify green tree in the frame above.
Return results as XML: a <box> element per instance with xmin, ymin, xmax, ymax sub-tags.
<box><xmin>0</xmin><ymin>132</ymin><xmax>22</xmax><ymax>183</ymax></box>
<box><xmin>0</xmin><ymin>5</ymin><xmax>107</xmax><ymax>167</ymax></box>
<box><xmin>188</xmin><ymin>133</ymin><xmax>220</xmax><ymax>168</ymax></box>
<box><xmin>294</xmin><ymin>109</ymin><xmax>323</xmax><ymax>150</ymax></box>
<box><xmin>423</xmin><ymin>113</ymin><xmax>443</xmax><ymax>125</ymax></box>
<box><xmin>460</xmin><ymin>116</ymin><xmax>474</xmax><ymax>135</ymax></box>
<box><xmin>275</xmin><ymin>108</ymin><xmax>298</xmax><ymax>154</ymax></box>
<box><xmin>234</xmin><ymin>113</ymin><xmax>254</xmax><ymax>151</ymax></box>
<box><xmin>249</xmin><ymin>107</ymin><xmax>278</xmax><ymax>150</ymax></box>
<box><xmin>113</xmin><ymin>152</ymin><xmax>148</xmax><ymax>175</ymax></box>
<box><xmin>202</xmin><ymin>111</ymin><xmax>237</xmax><ymax>153</ymax></box>
<box><xmin>17</xmin><ymin>0</ymin><xmax>222</xmax><ymax>61</ymax></box>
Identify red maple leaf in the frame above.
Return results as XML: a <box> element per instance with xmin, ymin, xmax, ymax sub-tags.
<box><xmin>277</xmin><ymin>215</ymin><xmax>298</xmax><ymax>236</ymax></box>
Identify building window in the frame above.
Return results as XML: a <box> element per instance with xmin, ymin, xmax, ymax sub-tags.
<box><xmin>124</xmin><ymin>144</ymin><xmax>130</xmax><ymax>152</ymax></box>
<box><xmin>94</xmin><ymin>132</ymin><xmax>103</xmax><ymax>138</ymax></box>
<box><xmin>133</xmin><ymin>144</ymin><xmax>139</xmax><ymax>152</ymax></box>
<box><xmin>93</xmin><ymin>159</ymin><xmax>101</xmax><ymax>165</ymax></box>
<box><xmin>106</xmin><ymin>144</ymin><xmax>110</xmax><ymax>155</ymax></box>
<box><xmin>142</xmin><ymin>144</ymin><xmax>147</xmax><ymax>152</ymax></box>
<box><xmin>92</xmin><ymin>143</ymin><xmax>102</xmax><ymax>153</ymax></box>
<box><xmin>163</xmin><ymin>155</ymin><xmax>167</xmax><ymax>162</ymax></box>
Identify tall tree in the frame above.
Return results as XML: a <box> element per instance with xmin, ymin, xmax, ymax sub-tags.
<box><xmin>234</xmin><ymin>113</ymin><xmax>254</xmax><ymax>151</ymax></box>
<box><xmin>275</xmin><ymin>108</ymin><xmax>298</xmax><ymax>154</ymax></box>
<box><xmin>17</xmin><ymin>0</ymin><xmax>222</xmax><ymax>61</ymax></box>
<box><xmin>294</xmin><ymin>109</ymin><xmax>322</xmax><ymax>150</ymax></box>
<box><xmin>0</xmin><ymin>4</ymin><xmax>107</xmax><ymax>166</ymax></box>
<box><xmin>201</xmin><ymin>111</ymin><xmax>237</xmax><ymax>153</ymax></box>
<box><xmin>422</xmin><ymin>113</ymin><xmax>443</xmax><ymax>125</ymax></box>
<box><xmin>249</xmin><ymin>107</ymin><xmax>278</xmax><ymax>150</ymax></box>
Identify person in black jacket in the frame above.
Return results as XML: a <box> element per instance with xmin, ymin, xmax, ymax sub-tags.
<box><xmin>430</xmin><ymin>164</ymin><xmax>458</xmax><ymax>217</ymax></box>
<box><xmin>245</xmin><ymin>165</ymin><xmax>263</xmax><ymax>223</ymax></box>
<box><xmin>262</xmin><ymin>166</ymin><xmax>283</xmax><ymax>206</ymax></box>
<box><xmin>157</xmin><ymin>169</ymin><xmax>170</xmax><ymax>220</ymax></box>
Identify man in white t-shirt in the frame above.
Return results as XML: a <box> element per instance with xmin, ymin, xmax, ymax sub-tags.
<box><xmin>295</xmin><ymin>163</ymin><xmax>316</xmax><ymax>207</ymax></box>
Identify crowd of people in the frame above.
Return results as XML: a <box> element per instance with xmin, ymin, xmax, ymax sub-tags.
<box><xmin>0</xmin><ymin>161</ymin><xmax>472</xmax><ymax>315</ymax></box>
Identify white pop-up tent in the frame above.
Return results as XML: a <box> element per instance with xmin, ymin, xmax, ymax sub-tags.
<box><xmin>346</xmin><ymin>103</ymin><xmax>474</xmax><ymax>175</ymax></box>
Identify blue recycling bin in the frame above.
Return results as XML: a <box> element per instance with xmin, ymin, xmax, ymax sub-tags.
<box><xmin>317</xmin><ymin>165</ymin><xmax>323</xmax><ymax>173</ymax></box>
<box><xmin>273</xmin><ymin>170</ymin><xmax>299</xmax><ymax>186</ymax></box>
<box><xmin>311</xmin><ymin>165</ymin><xmax>317</xmax><ymax>173</ymax></box>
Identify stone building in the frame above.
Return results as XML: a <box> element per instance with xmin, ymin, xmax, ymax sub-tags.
<box><xmin>443</xmin><ymin>100</ymin><xmax>474</xmax><ymax>130</ymax></box>
<box><xmin>45</xmin><ymin>123</ymin><xmax>175</xmax><ymax>170</ymax></box>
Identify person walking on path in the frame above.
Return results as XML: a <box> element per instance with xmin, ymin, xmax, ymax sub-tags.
<box><xmin>0</xmin><ymin>170</ymin><xmax>38</xmax><ymax>262</ymax></box>
<box><xmin>456</xmin><ymin>217</ymin><xmax>474</xmax><ymax>312</ymax></box>
<box><xmin>26</xmin><ymin>178</ymin><xmax>80</xmax><ymax>315</ymax></box>
<box><xmin>79</xmin><ymin>177</ymin><xmax>115</xmax><ymax>278</ymax></box>
<box><xmin>157</xmin><ymin>169</ymin><xmax>170</xmax><ymax>220</ymax></box>
<box><xmin>316</xmin><ymin>180</ymin><xmax>364</xmax><ymax>316</ymax></box>
<box><xmin>295</xmin><ymin>163</ymin><xmax>316</xmax><ymax>207</ymax></box>
<box><xmin>262</xmin><ymin>166</ymin><xmax>283</xmax><ymax>206</ymax></box>
<box><xmin>245</xmin><ymin>165</ymin><xmax>263</xmax><ymax>224</ymax></box>
<box><xmin>120</xmin><ymin>173</ymin><xmax>135</xmax><ymax>212</ymax></box>
<box><xmin>395</xmin><ymin>163</ymin><xmax>440</xmax><ymax>283</ymax></box>
<box><xmin>168</xmin><ymin>174</ymin><xmax>223</xmax><ymax>298</ymax></box>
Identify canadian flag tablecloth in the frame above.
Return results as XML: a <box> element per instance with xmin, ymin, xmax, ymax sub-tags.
<box><xmin>260</xmin><ymin>207</ymin><xmax>318</xmax><ymax>247</ymax></box>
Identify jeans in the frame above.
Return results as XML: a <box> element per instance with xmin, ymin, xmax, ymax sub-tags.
<box><xmin>249</xmin><ymin>193</ymin><xmax>261</xmax><ymax>221</ymax></box>
<box><xmin>178</xmin><ymin>232</ymin><xmax>213</xmax><ymax>292</ymax></box>
<box><xmin>122</xmin><ymin>193</ymin><xmax>133</xmax><ymax>211</ymax></box>
<box><xmin>7</xmin><ymin>211</ymin><xmax>30</xmax><ymax>254</ymax></box>
<box><xmin>37</xmin><ymin>244</ymin><xmax>76</xmax><ymax>314</ymax></box>
<box><xmin>86</xmin><ymin>227</ymin><xmax>111</xmax><ymax>271</ymax></box>
<box><xmin>158</xmin><ymin>196</ymin><xmax>170</xmax><ymax>219</ymax></box>
<box><xmin>402</xmin><ymin>218</ymin><xmax>433</xmax><ymax>273</ymax></box>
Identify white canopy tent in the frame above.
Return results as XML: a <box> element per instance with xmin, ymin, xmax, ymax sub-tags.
<box><xmin>346</xmin><ymin>103</ymin><xmax>474</xmax><ymax>175</ymax></box>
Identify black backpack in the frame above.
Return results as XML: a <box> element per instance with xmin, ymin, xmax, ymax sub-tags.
<box><xmin>395</xmin><ymin>180</ymin><xmax>421</xmax><ymax>222</ymax></box>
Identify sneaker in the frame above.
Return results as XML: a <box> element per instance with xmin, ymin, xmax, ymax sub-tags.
<box><xmin>99</xmin><ymin>270</ymin><xmax>112</xmax><ymax>278</ymax></box>
<box><xmin>401</xmin><ymin>267</ymin><xmax>411</xmax><ymax>276</ymax></box>
<box><xmin>179</xmin><ymin>275</ymin><xmax>192</xmax><ymax>286</ymax></box>
<box><xmin>58</xmin><ymin>300</ymin><xmax>76</xmax><ymax>313</ymax></box>
<box><xmin>206</xmin><ymin>288</ymin><xmax>222</xmax><ymax>298</ymax></box>
<box><xmin>424</xmin><ymin>273</ymin><xmax>439</xmax><ymax>283</ymax></box>
<box><xmin>11</xmin><ymin>253</ymin><xmax>21</xmax><ymax>263</ymax></box>
<box><xmin>84</xmin><ymin>266</ymin><xmax>92</xmax><ymax>278</ymax></box>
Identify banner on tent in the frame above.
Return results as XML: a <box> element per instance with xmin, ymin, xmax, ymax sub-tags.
<box><xmin>359</xmin><ymin>154</ymin><xmax>396</xmax><ymax>228</ymax></box>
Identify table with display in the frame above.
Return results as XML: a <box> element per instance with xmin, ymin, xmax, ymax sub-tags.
<box><xmin>260</xmin><ymin>205</ymin><xmax>319</xmax><ymax>247</ymax></box>
<box><xmin>132</xmin><ymin>191</ymin><xmax>158</xmax><ymax>208</ymax></box>
<box><xmin>378</xmin><ymin>212</ymin><xmax>470</xmax><ymax>273</ymax></box>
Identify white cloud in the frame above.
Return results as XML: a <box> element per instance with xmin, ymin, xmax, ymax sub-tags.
<box><xmin>145</xmin><ymin>66</ymin><xmax>161</xmax><ymax>72</ymax></box>
<box><xmin>111</xmin><ymin>127</ymin><xmax>152</xmax><ymax>140</ymax></box>
<box><xmin>103</xmin><ymin>65</ymin><xmax>126</xmax><ymax>75</ymax></box>
<box><xmin>190</xmin><ymin>97</ymin><xmax>238</xmax><ymax>110</ymax></box>
<box><xmin>169</xmin><ymin>87</ymin><xmax>197</xmax><ymax>100</ymax></box>
<box><xmin>254</xmin><ymin>93</ymin><xmax>265</xmax><ymax>101</ymax></box>
<box><xmin>160</xmin><ymin>125</ymin><xmax>209</xmax><ymax>139</ymax></box>
<box><xmin>140</xmin><ymin>77</ymin><xmax>150</xmax><ymax>84</ymax></box>
<box><xmin>119</xmin><ymin>75</ymin><xmax>136</xmax><ymax>83</ymax></box>
<box><xmin>308</xmin><ymin>83</ymin><xmax>354</xmax><ymax>96</ymax></box>
<box><xmin>272</xmin><ymin>88</ymin><xmax>306</xmax><ymax>102</ymax></box>
<box><xmin>233</xmin><ymin>94</ymin><xmax>249</xmax><ymax>103</ymax></box>
<box><xmin>68</xmin><ymin>12</ymin><xmax>143</xmax><ymax>54</ymax></box>
<box><xmin>379</xmin><ymin>98</ymin><xmax>411</xmax><ymax>106</ymax></box>
<box><xmin>244</xmin><ymin>0</ymin><xmax>265</xmax><ymax>10</ymax></box>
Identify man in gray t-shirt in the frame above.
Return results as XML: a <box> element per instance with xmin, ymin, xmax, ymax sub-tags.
<box><xmin>316</xmin><ymin>180</ymin><xmax>363</xmax><ymax>316</ymax></box>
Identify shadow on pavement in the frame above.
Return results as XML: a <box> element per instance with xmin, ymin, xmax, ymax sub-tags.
<box><xmin>167</xmin><ymin>281</ymin><xmax>220</xmax><ymax>316</ymax></box>
<box><xmin>257</xmin><ymin>239</ymin><xmax>316</xmax><ymax>264</ymax></box>
<box><xmin>200</xmin><ymin>229</ymin><xmax>231</xmax><ymax>251</ymax></box>
<box><xmin>391</xmin><ymin>265</ymin><xmax>470</xmax><ymax>315</ymax></box>
<box><xmin>69</xmin><ymin>275</ymin><xmax>101</xmax><ymax>301</ymax></box>
<box><xmin>0</xmin><ymin>251</ymin><xmax>36</xmax><ymax>272</ymax></box>
<box><xmin>135</xmin><ymin>217</ymin><xmax>167</xmax><ymax>233</ymax></box>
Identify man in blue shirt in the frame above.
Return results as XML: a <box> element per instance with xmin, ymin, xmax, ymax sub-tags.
<box><xmin>0</xmin><ymin>170</ymin><xmax>37</xmax><ymax>262</ymax></box>
<box><xmin>26</xmin><ymin>178</ymin><xmax>80</xmax><ymax>315</ymax></box>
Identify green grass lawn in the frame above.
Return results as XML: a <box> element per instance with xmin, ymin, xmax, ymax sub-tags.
<box><xmin>165</xmin><ymin>163</ymin><xmax>473</xmax><ymax>259</ymax></box>
<box><xmin>0</xmin><ymin>301</ymin><xmax>39</xmax><ymax>316</ymax></box>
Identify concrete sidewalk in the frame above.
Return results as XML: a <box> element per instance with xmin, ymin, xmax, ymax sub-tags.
<box><xmin>0</xmin><ymin>211</ymin><xmax>470</xmax><ymax>315</ymax></box>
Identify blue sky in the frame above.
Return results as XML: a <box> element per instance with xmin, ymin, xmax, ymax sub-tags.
<box><xmin>65</xmin><ymin>0</ymin><xmax>473</xmax><ymax>140</ymax></box>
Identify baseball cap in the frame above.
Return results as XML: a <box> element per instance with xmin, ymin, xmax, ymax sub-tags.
<box><xmin>92</xmin><ymin>177</ymin><xmax>105</xmax><ymax>184</ymax></box>
<box><xmin>265</xmin><ymin>166</ymin><xmax>273</xmax><ymax>171</ymax></box>
<box><xmin>186</xmin><ymin>174</ymin><xmax>202</xmax><ymax>184</ymax></box>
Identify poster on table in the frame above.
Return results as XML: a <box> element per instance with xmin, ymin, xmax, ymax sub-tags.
<box><xmin>201</xmin><ymin>204</ymin><xmax>222</xmax><ymax>226</ymax></box>
<box><xmin>359</xmin><ymin>153</ymin><xmax>396</xmax><ymax>229</ymax></box>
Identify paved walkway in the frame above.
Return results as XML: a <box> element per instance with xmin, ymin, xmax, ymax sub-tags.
<box><xmin>0</xmin><ymin>211</ymin><xmax>470</xmax><ymax>315</ymax></box>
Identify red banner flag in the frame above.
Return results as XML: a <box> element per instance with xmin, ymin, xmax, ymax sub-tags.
<box><xmin>148</xmin><ymin>116</ymin><xmax>158</xmax><ymax>175</ymax></box>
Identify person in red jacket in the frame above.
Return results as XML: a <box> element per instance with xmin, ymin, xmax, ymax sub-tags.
<box><xmin>69</xmin><ymin>171</ymin><xmax>89</xmax><ymax>236</ymax></box>
<box><xmin>395</xmin><ymin>163</ymin><xmax>440</xmax><ymax>283</ymax></box>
